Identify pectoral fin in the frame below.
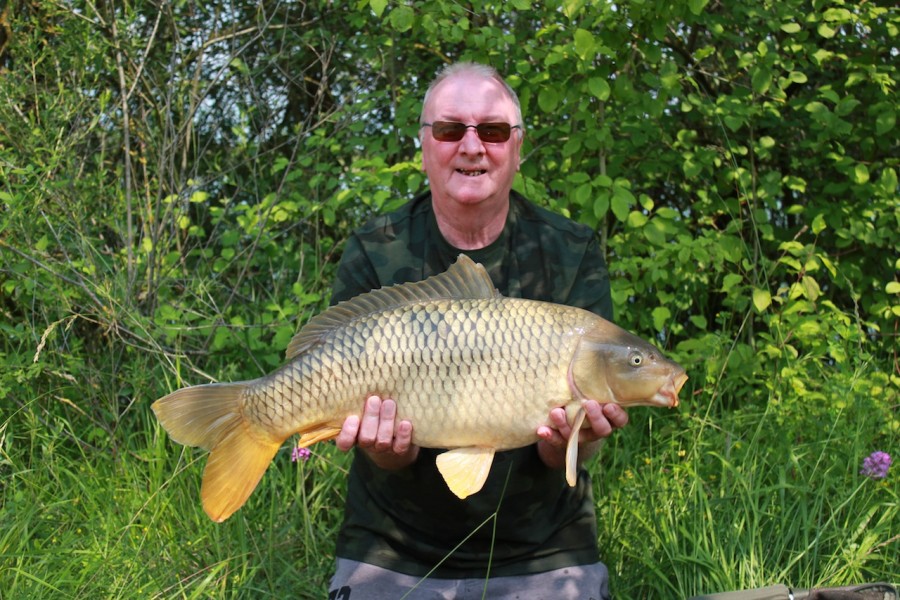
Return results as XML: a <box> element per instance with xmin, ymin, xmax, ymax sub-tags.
<box><xmin>565</xmin><ymin>408</ymin><xmax>587</xmax><ymax>487</ymax></box>
<box><xmin>435</xmin><ymin>447</ymin><xmax>496</xmax><ymax>499</ymax></box>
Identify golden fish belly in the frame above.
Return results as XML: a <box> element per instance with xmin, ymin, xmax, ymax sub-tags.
<box><xmin>245</xmin><ymin>297</ymin><xmax>591</xmax><ymax>449</ymax></box>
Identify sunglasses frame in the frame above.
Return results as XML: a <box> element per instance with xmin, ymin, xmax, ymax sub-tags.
<box><xmin>421</xmin><ymin>121</ymin><xmax>522</xmax><ymax>143</ymax></box>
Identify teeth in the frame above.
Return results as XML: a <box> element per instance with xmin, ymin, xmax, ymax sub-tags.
<box><xmin>457</xmin><ymin>169</ymin><xmax>486</xmax><ymax>176</ymax></box>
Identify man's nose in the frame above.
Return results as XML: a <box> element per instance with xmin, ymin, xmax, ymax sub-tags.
<box><xmin>459</xmin><ymin>128</ymin><xmax>485</xmax><ymax>153</ymax></box>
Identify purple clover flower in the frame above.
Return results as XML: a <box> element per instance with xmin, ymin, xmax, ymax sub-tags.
<box><xmin>860</xmin><ymin>451</ymin><xmax>891</xmax><ymax>479</ymax></box>
<box><xmin>291</xmin><ymin>446</ymin><xmax>311</xmax><ymax>463</ymax></box>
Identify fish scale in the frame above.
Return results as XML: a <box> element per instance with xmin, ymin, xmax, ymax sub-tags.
<box><xmin>152</xmin><ymin>255</ymin><xmax>687</xmax><ymax>522</ymax></box>
<box><xmin>243</xmin><ymin>298</ymin><xmax>577</xmax><ymax>448</ymax></box>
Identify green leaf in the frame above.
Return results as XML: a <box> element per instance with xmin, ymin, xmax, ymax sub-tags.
<box><xmin>587</xmin><ymin>77</ymin><xmax>611</xmax><ymax>101</ymax></box>
<box><xmin>369</xmin><ymin>0</ymin><xmax>388</xmax><ymax>18</ymax></box>
<box><xmin>574</xmin><ymin>28</ymin><xmax>595</xmax><ymax>61</ymax></box>
<box><xmin>611</xmin><ymin>185</ymin><xmax>635</xmax><ymax>222</ymax></box>
<box><xmin>271</xmin><ymin>156</ymin><xmax>289</xmax><ymax>174</ymax></box>
<box><xmin>811</xmin><ymin>213</ymin><xmax>827</xmax><ymax>234</ymax></box>
<box><xmin>817</xmin><ymin>23</ymin><xmax>836</xmax><ymax>38</ymax></box>
<box><xmin>643</xmin><ymin>218</ymin><xmax>667</xmax><ymax>246</ymax></box>
<box><xmin>779</xmin><ymin>256</ymin><xmax>803</xmax><ymax>272</ymax></box>
<box><xmin>753</xmin><ymin>288</ymin><xmax>772</xmax><ymax>312</ymax></box>
<box><xmin>538</xmin><ymin>87</ymin><xmax>560</xmax><ymax>112</ymax></box>
<box><xmin>390</xmin><ymin>6</ymin><xmax>414</xmax><ymax>32</ymax></box>
<box><xmin>723</xmin><ymin>115</ymin><xmax>743</xmax><ymax>132</ymax></box>
<box><xmin>751</xmin><ymin>67</ymin><xmax>772</xmax><ymax>95</ymax></box>
<box><xmin>721</xmin><ymin>273</ymin><xmax>743</xmax><ymax>293</ymax></box>
<box><xmin>562</xmin><ymin>136</ymin><xmax>582</xmax><ymax>157</ymax></box>
<box><xmin>823</xmin><ymin>8</ymin><xmax>853</xmax><ymax>22</ymax></box>
<box><xmin>801</xmin><ymin>275</ymin><xmax>821</xmax><ymax>301</ymax></box>
<box><xmin>878</xmin><ymin>168</ymin><xmax>897</xmax><ymax>195</ymax></box>
<box><xmin>851</xmin><ymin>164</ymin><xmax>870</xmax><ymax>185</ymax></box>
<box><xmin>688</xmin><ymin>0</ymin><xmax>709</xmax><ymax>16</ymax></box>
<box><xmin>593</xmin><ymin>192</ymin><xmax>610</xmax><ymax>219</ymax></box>
<box><xmin>594</xmin><ymin>174</ymin><xmax>613</xmax><ymax>187</ymax></box>
<box><xmin>652</xmin><ymin>306</ymin><xmax>672</xmax><ymax>332</ymax></box>
<box><xmin>812</xmin><ymin>48</ymin><xmax>833</xmax><ymax>64</ymax></box>
<box><xmin>567</xmin><ymin>171</ymin><xmax>591</xmax><ymax>184</ymax></box>
<box><xmin>818</xmin><ymin>254</ymin><xmax>838</xmax><ymax>278</ymax></box>
<box><xmin>229</xmin><ymin>57</ymin><xmax>249</xmax><ymax>75</ymax></box>
<box><xmin>574</xmin><ymin>182</ymin><xmax>592</xmax><ymax>206</ymax></box>
<box><xmin>886</xmin><ymin>282</ymin><xmax>900</xmax><ymax>295</ymax></box>
<box><xmin>780</xmin><ymin>22</ymin><xmax>802</xmax><ymax>33</ymax></box>
<box><xmin>783</xmin><ymin>175</ymin><xmax>807</xmax><ymax>192</ymax></box>
<box><xmin>835</xmin><ymin>97</ymin><xmax>860</xmax><ymax>116</ymax></box>
<box><xmin>627</xmin><ymin>210</ymin><xmax>648</xmax><ymax>228</ymax></box>
<box><xmin>689</xmin><ymin>315</ymin><xmax>708</xmax><ymax>330</ymax></box>
<box><xmin>683</xmin><ymin>157</ymin><xmax>703</xmax><ymax>179</ymax></box>
<box><xmin>562</xmin><ymin>0</ymin><xmax>583</xmax><ymax>19</ymax></box>
<box><xmin>876</xmin><ymin>110</ymin><xmax>896</xmax><ymax>135</ymax></box>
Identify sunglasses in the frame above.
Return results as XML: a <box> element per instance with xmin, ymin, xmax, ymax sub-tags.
<box><xmin>422</xmin><ymin>121</ymin><xmax>522</xmax><ymax>143</ymax></box>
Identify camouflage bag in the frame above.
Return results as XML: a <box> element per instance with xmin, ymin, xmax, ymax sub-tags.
<box><xmin>689</xmin><ymin>582</ymin><xmax>897</xmax><ymax>600</ymax></box>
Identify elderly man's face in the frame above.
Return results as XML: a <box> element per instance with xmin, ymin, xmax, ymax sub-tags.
<box><xmin>421</xmin><ymin>73</ymin><xmax>522</xmax><ymax>211</ymax></box>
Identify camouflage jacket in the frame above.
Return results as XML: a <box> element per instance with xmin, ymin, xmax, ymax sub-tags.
<box><xmin>330</xmin><ymin>190</ymin><xmax>613</xmax><ymax>578</ymax></box>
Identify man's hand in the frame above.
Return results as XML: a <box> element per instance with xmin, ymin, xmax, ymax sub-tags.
<box><xmin>335</xmin><ymin>395</ymin><xmax>419</xmax><ymax>470</ymax></box>
<box><xmin>535</xmin><ymin>401</ymin><xmax>629</xmax><ymax>470</ymax></box>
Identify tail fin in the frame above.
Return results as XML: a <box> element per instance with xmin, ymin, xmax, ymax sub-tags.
<box><xmin>152</xmin><ymin>383</ymin><xmax>281</xmax><ymax>522</ymax></box>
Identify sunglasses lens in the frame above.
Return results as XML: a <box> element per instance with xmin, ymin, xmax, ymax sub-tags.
<box><xmin>431</xmin><ymin>122</ymin><xmax>467</xmax><ymax>141</ymax></box>
<box><xmin>476</xmin><ymin>123</ymin><xmax>511</xmax><ymax>142</ymax></box>
<box><xmin>428</xmin><ymin>122</ymin><xmax>514</xmax><ymax>143</ymax></box>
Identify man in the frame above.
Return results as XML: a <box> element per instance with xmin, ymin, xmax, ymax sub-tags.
<box><xmin>327</xmin><ymin>62</ymin><xmax>628</xmax><ymax>600</ymax></box>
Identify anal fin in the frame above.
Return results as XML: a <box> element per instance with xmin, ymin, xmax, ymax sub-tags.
<box><xmin>435</xmin><ymin>447</ymin><xmax>496</xmax><ymax>499</ymax></box>
<box><xmin>297</xmin><ymin>425</ymin><xmax>343</xmax><ymax>447</ymax></box>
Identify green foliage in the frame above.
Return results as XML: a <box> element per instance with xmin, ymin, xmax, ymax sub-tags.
<box><xmin>1</xmin><ymin>0</ymin><xmax>897</xmax><ymax>597</ymax></box>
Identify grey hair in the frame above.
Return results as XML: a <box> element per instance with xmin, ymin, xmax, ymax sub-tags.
<box><xmin>419</xmin><ymin>62</ymin><xmax>524</xmax><ymax>132</ymax></box>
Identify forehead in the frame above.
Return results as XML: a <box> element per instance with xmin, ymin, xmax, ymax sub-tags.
<box><xmin>424</xmin><ymin>73</ymin><xmax>518</xmax><ymax>120</ymax></box>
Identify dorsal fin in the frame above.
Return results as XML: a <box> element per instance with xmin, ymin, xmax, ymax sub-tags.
<box><xmin>285</xmin><ymin>254</ymin><xmax>499</xmax><ymax>359</ymax></box>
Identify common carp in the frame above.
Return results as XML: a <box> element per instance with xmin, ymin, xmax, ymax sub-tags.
<box><xmin>153</xmin><ymin>255</ymin><xmax>687</xmax><ymax>522</ymax></box>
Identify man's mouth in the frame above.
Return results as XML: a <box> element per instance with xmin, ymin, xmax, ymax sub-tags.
<box><xmin>456</xmin><ymin>169</ymin><xmax>486</xmax><ymax>177</ymax></box>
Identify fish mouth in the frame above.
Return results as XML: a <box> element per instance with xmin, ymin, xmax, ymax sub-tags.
<box><xmin>456</xmin><ymin>168</ymin><xmax>486</xmax><ymax>177</ymax></box>
<box><xmin>660</xmin><ymin>372</ymin><xmax>689</xmax><ymax>408</ymax></box>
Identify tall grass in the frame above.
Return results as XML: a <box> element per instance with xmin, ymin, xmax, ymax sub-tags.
<box><xmin>597</xmin><ymin>365</ymin><xmax>898</xmax><ymax>597</ymax></box>
<box><xmin>1</xmin><ymin>380</ymin><xmax>352</xmax><ymax>599</ymax></box>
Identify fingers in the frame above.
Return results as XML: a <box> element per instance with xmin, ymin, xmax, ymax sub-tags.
<box><xmin>537</xmin><ymin>402</ymin><xmax>630</xmax><ymax>447</ymax></box>
<box><xmin>584</xmin><ymin>401</ymin><xmax>612</xmax><ymax>439</ymax></box>
<box><xmin>359</xmin><ymin>395</ymin><xmax>393</xmax><ymax>451</ymax></box>
<box><xmin>603</xmin><ymin>402</ymin><xmax>629</xmax><ymax>429</ymax></box>
<box><xmin>582</xmin><ymin>401</ymin><xmax>628</xmax><ymax>441</ymax></box>
<box><xmin>335</xmin><ymin>414</ymin><xmax>361</xmax><ymax>452</ymax></box>
<box><xmin>536</xmin><ymin>408</ymin><xmax>569</xmax><ymax>448</ymax></box>
<box><xmin>392</xmin><ymin>419</ymin><xmax>413</xmax><ymax>455</ymax></box>
<box><xmin>549</xmin><ymin>407</ymin><xmax>570</xmax><ymax>431</ymax></box>
<box><xmin>338</xmin><ymin>395</ymin><xmax>414</xmax><ymax>456</ymax></box>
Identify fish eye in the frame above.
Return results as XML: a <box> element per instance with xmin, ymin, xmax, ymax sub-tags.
<box><xmin>629</xmin><ymin>351</ymin><xmax>643</xmax><ymax>367</ymax></box>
